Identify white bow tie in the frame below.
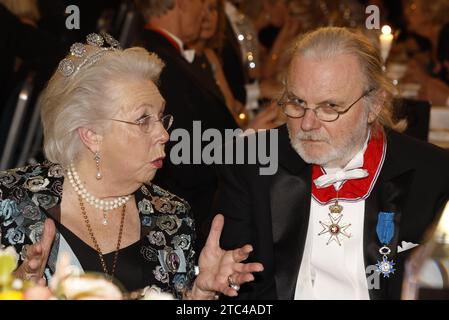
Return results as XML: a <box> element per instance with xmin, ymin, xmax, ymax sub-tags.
<box><xmin>182</xmin><ymin>49</ymin><xmax>195</xmax><ymax>63</ymax></box>
<box><xmin>314</xmin><ymin>168</ymin><xmax>369</xmax><ymax>188</ymax></box>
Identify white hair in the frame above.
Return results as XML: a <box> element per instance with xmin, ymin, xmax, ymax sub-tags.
<box><xmin>40</xmin><ymin>47</ymin><xmax>165</xmax><ymax>167</ymax></box>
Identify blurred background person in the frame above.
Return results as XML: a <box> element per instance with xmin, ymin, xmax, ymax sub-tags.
<box><xmin>187</xmin><ymin>0</ymin><xmax>279</xmax><ymax>129</ymax></box>
<box><xmin>135</xmin><ymin>0</ymin><xmax>240</xmax><ymax>255</ymax></box>
<box><xmin>1</xmin><ymin>0</ymin><xmax>126</xmax><ymax>170</ymax></box>
<box><xmin>0</xmin><ymin>0</ymin><xmax>41</xmax><ymax>26</ymax></box>
<box><xmin>0</xmin><ymin>1</ymin><xmax>64</xmax><ymax>159</ymax></box>
<box><xmin>401</xmin><ymin>0</ymin><xmax>449</xmax><ymax>106</ymax></box>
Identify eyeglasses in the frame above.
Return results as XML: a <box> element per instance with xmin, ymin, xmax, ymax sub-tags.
<box><xmin>109</xmin><ymin>114</ymin><xmax>173</xmax><ymax>133</ymax></box>
<box><xmin>277</xmin><ymin>88</ymin><xmax>375</xmax><ymax>122</ymax></box>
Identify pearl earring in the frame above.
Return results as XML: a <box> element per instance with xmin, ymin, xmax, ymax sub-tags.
<box><xmin>94</xmin><ymin>151</ymin><xmax>102</xmax><ymax>180</ymax></box>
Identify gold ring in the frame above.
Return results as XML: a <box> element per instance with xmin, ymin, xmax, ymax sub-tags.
<box><xmin>227</xmin><ymin>275</ymin><xmax>240</xmax><ymax>291</ymax></box>
<box><xmin>24</xmin><ymin>272</ymin><xmax>34</xmax><ymax>281</ymax></box>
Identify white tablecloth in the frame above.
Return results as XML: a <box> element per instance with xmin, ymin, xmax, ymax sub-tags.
<box><xmin>429</xmin><ymin>106</ymin><xmax>449</xmax><ymax>149</ymax></box>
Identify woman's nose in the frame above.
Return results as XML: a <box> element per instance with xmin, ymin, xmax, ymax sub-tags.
<box><xmin>155</xmin><ymin>122</ymin><xmax>170</xmax><ymax>144</ymax></box>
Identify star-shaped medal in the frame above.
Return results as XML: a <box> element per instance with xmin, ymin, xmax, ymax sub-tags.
<box><xmin>376</xmin><ymin>256</ymin><xmax>396</xmax><ymax>278</ymax></box>
<box><xmin>318</xmin><ymin>212</ymin><xmax>352</xmax><ymax>246</ymax></box>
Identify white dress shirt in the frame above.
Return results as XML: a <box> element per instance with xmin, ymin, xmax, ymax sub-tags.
<box><xmin>295</xmin><ymin>138</ymin><xmax>372</xmax><ymax>300</ymax></box>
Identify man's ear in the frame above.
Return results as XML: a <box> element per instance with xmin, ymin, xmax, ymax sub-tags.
<box><xmin>78</xmin><ymin>127</ymin><xmax>103</xmax><ymax>153</ymax></box>
<box><xmin>367</xmin><ymin>91</ymin><xmax>385</xmax><ymax>124</ymax></box>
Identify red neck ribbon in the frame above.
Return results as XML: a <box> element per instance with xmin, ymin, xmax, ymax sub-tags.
<box><xmin>311</xmin><ymin>130</ymin><xmax>386</xmax><ymax>204</ymax></box>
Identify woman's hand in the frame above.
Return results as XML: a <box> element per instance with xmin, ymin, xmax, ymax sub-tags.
<box><xmin>13</xmin><ymin>219</ymin><xmax>56</xmax><ymax>284</ymax></box>
<box><xmin>190</xmin><ymin>214</ymin><xmax>264</xmax><ymax>299</ymax></box>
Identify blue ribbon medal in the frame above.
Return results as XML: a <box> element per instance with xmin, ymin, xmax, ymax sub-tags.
<box><xmin>375</xmin><ymin>212</ymin><xmax>396</xmax><ymax>278</ymax></box>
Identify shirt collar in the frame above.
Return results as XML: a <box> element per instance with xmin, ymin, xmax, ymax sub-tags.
<box><xmin>158</xmin><ymin>27</ymin><xmax>184</xmax><ymax>50</ymax></box>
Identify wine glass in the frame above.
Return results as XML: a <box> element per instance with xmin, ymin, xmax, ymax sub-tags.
<box><xmin>402</xmin><ymin>201</ymin><xmax>449</xmax><ymax>299</ymax></box>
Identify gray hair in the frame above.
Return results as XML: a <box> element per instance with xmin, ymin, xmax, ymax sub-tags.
<box><xmin>288</xmin><ymin>27</ymin><xmax>405</xmax><ymax>133</ymax></box>
<box><xmin>40</xmin><ymin>47</ymin><xmax>165</xmax><ymax>167</ymax></box>
<box><xmin>134</xmin><ymin>0</ymin><xmax>176</xmax><ymax>20</ymax></box>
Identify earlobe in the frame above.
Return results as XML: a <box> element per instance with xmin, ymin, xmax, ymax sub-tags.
<box><xmin>368</xmin><ymin>104</ymin><xmax>381</xmax><ymax>123</ymax></box>
<box><xmin>368</xmin><ymin>111</ymin><xmax>377</xmax><ymax>124</ymax></box>
<box><xmin>368</xmin><ymin>91</ymin><xmax>385</xmax><ymax>123</ymax></box>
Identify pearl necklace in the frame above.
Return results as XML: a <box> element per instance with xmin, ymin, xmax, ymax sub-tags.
<box><xmin>66</xmin><ymin>163</ymin><xmax>131</xmax><ymax>225</ymax></box>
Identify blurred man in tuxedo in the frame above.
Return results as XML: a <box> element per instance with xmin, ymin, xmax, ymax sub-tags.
<box><xmin>216</xmin><ymin>27</ymin><xmax>449</xmax><ymax>299</ymax></box>
<box><xmin>135</xmin><ymin>0</ymin><xmax>239</xmax><ymax>254</ymax></box>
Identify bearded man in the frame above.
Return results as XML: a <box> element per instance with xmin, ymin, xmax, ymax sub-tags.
<box><xmin>215</xmin><ymin>27</ymin><xmax>449</xmax><ymax>300</ymax></box>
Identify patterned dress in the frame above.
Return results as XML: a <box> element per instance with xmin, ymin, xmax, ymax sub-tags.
<box><xmin>0</xmin><ymin>161</ymin><xmax>197</xmax><ymax>298</ymax></box>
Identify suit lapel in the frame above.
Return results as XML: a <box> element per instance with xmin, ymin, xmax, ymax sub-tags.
<box><xmin>364</xmin><ymin>130</ymin><xmax>415</xmax><ymax>299</ymax></box>
<box><xmin>142</xmin><ymin>31</ymin><xmax>230</xmax><ymax>112</ymax></box>
<box><xmin>270</xmin><ymin>126</ymin><xmax>311</xmax><ymax>299</ymax></box>
<box><xmin>364</xmin><ymin>186</ymin><xmax>386</xmax><ymax>299</ymax></box>
<box><xmin>177</xmin><ymin>58</ymin><xmax>234</xmax><ymax>125</ymax></box>
<box><xmin>190</xmin><ymin>57</ymin><xmax>227</xmax><ymax>106</ymax></box>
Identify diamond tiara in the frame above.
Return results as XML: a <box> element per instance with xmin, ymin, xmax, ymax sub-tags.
<box><xmin>58</xmin><ymin>32</ymin><xmax>121</xmax><ymax>77</ymax></box>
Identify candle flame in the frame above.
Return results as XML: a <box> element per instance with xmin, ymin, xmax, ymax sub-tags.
<box><xmin>381</xmin><ymin>25</ymin><xmax>392</xmax><ymax>35</ymax></box>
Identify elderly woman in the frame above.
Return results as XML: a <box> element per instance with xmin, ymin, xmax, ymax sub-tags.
<box><xmin>0</xmin><ymin>32</ymin><xmax>262</xmax><ymax>299</ymax></box>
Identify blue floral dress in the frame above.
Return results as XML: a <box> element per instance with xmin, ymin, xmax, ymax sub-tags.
<box><xmin>0</xmin><ymin>161</ymin><xmax>197</xmax><ymax>298</ymax></box>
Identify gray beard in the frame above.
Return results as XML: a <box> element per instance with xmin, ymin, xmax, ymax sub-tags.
<box><xmin>287</xmin><ymin>121</ymin><xmax>369</xmax><ymax>168</ymax></box>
